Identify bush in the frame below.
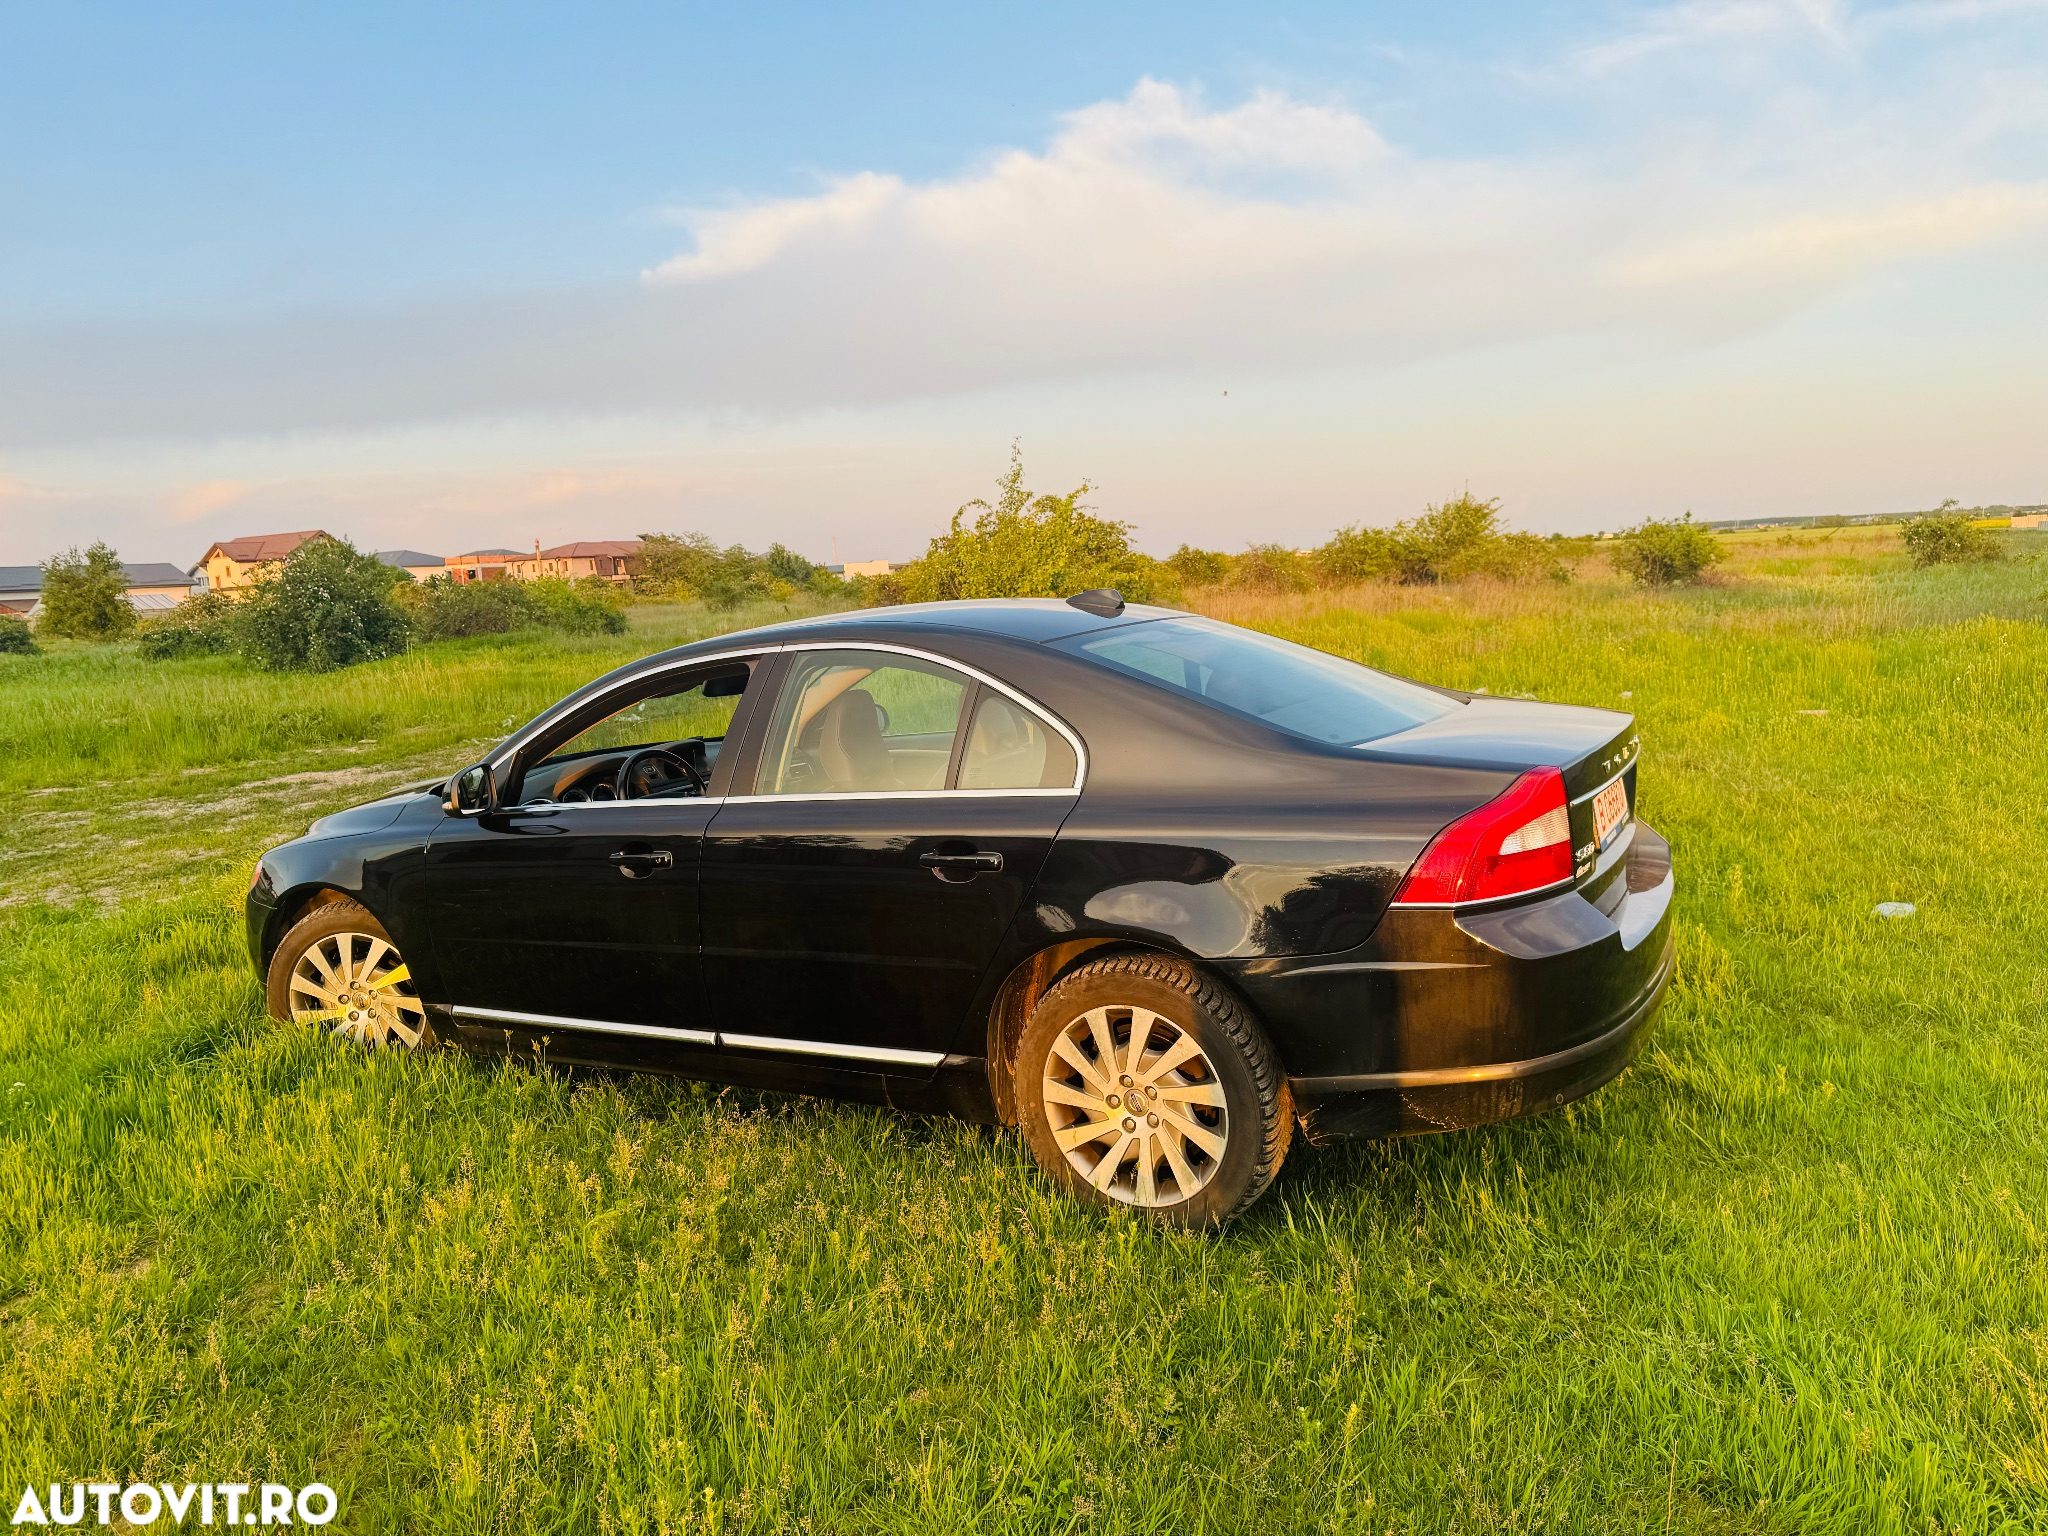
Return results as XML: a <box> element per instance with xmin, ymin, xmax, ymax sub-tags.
<box><xmin>1314</xmin><ymin>524</ymin><xmax>1401</xmax><ymax>584</ymax></box>
<box><xmin>1315</xmin><ymin>494</ymin><xmax>1564</xmax><ymax>586</ymax></box>
<box><xmin>0</xmin><ymin>613</ymin><xmax>39</xmax><ymax>655</ymax></box>
<box><xmin>1166</xmin><ymin>545</ymin><xmax>1230</xmax><ymax>588</ymax></box>
<box><xmin>526</xmin><ymin>577</ymin><xmax>628</xmax><ymax>634</ymax></box>
<box><xmin>398</xmin><ymin>578</ymin><xmax>534</xmax><ymax>640</ymax></box>
<box><xmin>893</xmin><ymin>444</ymin><xmax>1176</xmax><ymax>606</ymax></box>
<box><xmin>635</xmin><ymin>532</ymin><xmax>838</xmax><ymax>609</ymax></box>
<box><xmin>400</xmin><ymin>575</ymin><xmax>628</xmax><ymax>640</ymax></box>
<box><xmin>238</xmin><ymin>537</ymin><xmax>410</xmax><ymax>672</ymax></box>
<box><xmin>37</xmin><ymin>541</ymin><xmax>136</xmax><ymax>639</ymax></box>
<box><xmin>1228</xmin><ymin>545</ymin><xmax>1313</xmax><ymax>592</ymax></box>
<box><xmin>136</xmin><ymin>591</ymin><xmax>237</xmax><ymax>658</ymax></box>
<box><xmin>851</xmin><ymin>571</ymin><xmax>911</xmax><ymax>608</ymax></box>
<box><xmin>1610</xmin><ymin>513</ymin><xmax>1726</xmax><ymax>587</ymax></box>
<box><xmin>1900</xmin><ymin>502</ymin><xmax>2002</xmax><ymax>567</ymax></box>
<box><xmin>635</xmin><ymin>532</ymin><xmax>722</xmax><ymax>600</ymax></box>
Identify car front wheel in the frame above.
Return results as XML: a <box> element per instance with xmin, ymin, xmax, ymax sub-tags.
<box><xmin>265</xmin><ymin>899</ymin><xmax>432</xmax><ymax>1050</ymax></box>
<box><xmin>1015</xmin><ymin>953</ymin><xmax>1291</xmax><ymax>1226</ymax></box>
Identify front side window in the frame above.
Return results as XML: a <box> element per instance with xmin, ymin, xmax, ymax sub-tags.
<box><xmin>517</xmin><ymin>664</ymin><xmax>752</xmax><ymax>802</ymax></box>
<box><xmin>1054</xmin><ymin>616</ymin><xmax>1459</xmax><ymax>747</ymax></box>
<box><xmin>758</xmin><ymin>651</ymin><xmax>968</xmax><ymax>795</ymax></box>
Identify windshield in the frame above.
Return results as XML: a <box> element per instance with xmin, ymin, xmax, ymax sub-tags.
<box><xmin>1055</xmin><ymin>616</ymin><xmax>1459</xmax><ymax>746</ymax></box>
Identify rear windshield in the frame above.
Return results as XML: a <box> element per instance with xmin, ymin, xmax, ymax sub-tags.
<box><xmin>1055</xmin><ymin>615</ymin><xmax>1460</xmax><ymax>746</ymax></box>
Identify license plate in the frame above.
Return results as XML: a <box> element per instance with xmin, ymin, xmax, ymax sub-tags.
<box><xmin>1592</xmin><ymin>775</ymin><xmax>1630</xmax><ymax>848</ymax></box>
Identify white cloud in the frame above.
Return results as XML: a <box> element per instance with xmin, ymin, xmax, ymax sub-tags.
<box><xmin>631</xmin><ymin>77</ymin><xmax>2047</xmax><ymax>389</ymax></box>
<box><xmin>1569</xmin><ymin>0</ymin><xmax>1851</xmax><ymax>74</ymax></box>
<box><xmin>2</xmin><ymin>9</ymin><xmax>2045</xmax><ymax>557</ymax></box>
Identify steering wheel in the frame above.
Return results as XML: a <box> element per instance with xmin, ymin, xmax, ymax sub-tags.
<box><xmin>616</xmin><ymin>746</ymin><xmax>706</xmax><ymax>800</ymax></box>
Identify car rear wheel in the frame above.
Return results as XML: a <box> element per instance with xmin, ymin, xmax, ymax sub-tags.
<box><xmin>266</xmin><ymin>899</ymin><xmax>432</xmax><ymax>1050</ymax></box>
<box><xmin>1015</xmin><ymin>953</ymin><xmax>1291</xmax><ymax>1227</ymax></box>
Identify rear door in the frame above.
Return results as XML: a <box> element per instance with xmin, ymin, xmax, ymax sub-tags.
<box><xmin>700</xmin><ymin>647</ymin><xmax>1082</xmax><ymax>1070</ymax></box>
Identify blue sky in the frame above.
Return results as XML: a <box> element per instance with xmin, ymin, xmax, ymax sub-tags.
<box><xmin>3</xmin><ymin>1</ymin><xmax>2045</xmax><ymax>564</ymax></box>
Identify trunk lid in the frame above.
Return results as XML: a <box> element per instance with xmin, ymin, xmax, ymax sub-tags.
<box><xmin>1354</xmin><ymin>697</ymin><xmax>1641</xmax><ymax>890</ymax></box>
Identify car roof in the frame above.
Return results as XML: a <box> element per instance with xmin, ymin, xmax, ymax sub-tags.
<box><xmin>659</xmin><ymin>598</ymin><xmax>1180</xmax><ymax>659</ymax></box>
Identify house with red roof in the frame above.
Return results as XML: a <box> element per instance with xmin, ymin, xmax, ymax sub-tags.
<box><xmin>507</xmin><ymin>539</ymin><xmax>642</xmax><ymax>584</ymax></box>
<box><xmin>191</xmin><ymin>531</ymin><xmax>331</xmax><ymax>593</ymax></box>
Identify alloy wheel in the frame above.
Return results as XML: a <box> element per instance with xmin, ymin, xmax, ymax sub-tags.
<box><xmin>1040</xmin><ymin>1004</ymin><xmax>1229</xmax><ymax>1208</ymax></box>
<box><xmin>288</xmin><ymin>930</ymin><xmax>428</xmax><ymax>1048</ymax></box>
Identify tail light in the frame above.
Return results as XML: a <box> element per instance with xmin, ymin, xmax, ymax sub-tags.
<box><xmin>1394</xmin><ymin>768</ymin><xmax>1574</xmax><ymax>905</ymax></box>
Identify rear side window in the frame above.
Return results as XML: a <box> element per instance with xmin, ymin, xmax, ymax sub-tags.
<box><xmin>1055</xmin><ymin>616</ymin><xmax>1459</xmax><ymax>746</ymax></box>
<box><xmin>959</xmin><ymin>692</ymin><xmax>1079</xmax><ymax>790</ymax></box>
<box><xmin>758</xmin><ymin>651</ymin><xmax>969</xmax><ymax>794</ymax></box>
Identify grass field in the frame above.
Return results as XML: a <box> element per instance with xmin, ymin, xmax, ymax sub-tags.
<box><xmin>2</xmin><ymin>531</ymin><xmax>2045</xmax><ymax>1533</ymax></box>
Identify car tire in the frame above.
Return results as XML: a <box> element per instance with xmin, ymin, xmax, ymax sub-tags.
<box><xmin>1015</xmin><ymin>952</ymin><xmax>1291</xmax><ymax>1226</ymax></box>
<box><xmin>265</xmin><ymin>898</ymin><xmax>434</xmax><ymax>1050</ymax></box>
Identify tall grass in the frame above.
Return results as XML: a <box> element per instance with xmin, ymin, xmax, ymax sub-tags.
<box><xmin>0</xmin><ymin>543</ymin><xmax>2044</xmax><ymax>1531</ymax></box>
<box><xmin>0</xmin><ymin>597</ymin><xmax>841</xmax><ymax>795</ymax></box>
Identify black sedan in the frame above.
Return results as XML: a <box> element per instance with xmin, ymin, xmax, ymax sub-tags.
<box><xmin>248</xmin><ymin>593</ymin><xmax>1674</xmax><ymax>1225</ymax></box>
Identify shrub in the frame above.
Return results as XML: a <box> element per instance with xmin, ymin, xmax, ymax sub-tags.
<box><xmin>635</xmin><ymin>532</ymin><xmax>836</xmax><ymax>609</ymax></box>
<box><xmin>1315</xmin><ymin>494</ymin><xmax>1563</xmax><ymax>586</ymax></box>
<box><xmin>0</xmin><ymin>613</ymin><xmax>39</xmax><ymax>655</ymax></box>
<box><xmin>1166</xmin><ymin>545</ymin><xmax>1230</xmax><ymax>588</ymax></box>
<box><xmin>1610</xmin><ymin>513</ymin><xmax>1726</xmax><ymax>586</ymax></box>
<box><xmin>526</xmin><ymin>577</ymin><xmax>628</xmax><ymax>634</ymax></box>
<box><xmin>635</xmin><ymin>532</ymin><xmax>722</xmax><ymax>599</ymax></box>
<box><xmin>1900</xmin><ymin>502</ymin><xmax>2002</xmax><ymax>567</ymax></box>
<box><xmin>136</xmin><ymin>591</ymin><xmax>237</xmax><ymax>658</ymax></box>
<box><xmin>237</xmin><ymin>537</ymin><xmax>410</xmax><ymax>672</ymax></box>
<box><xmin>1228</xmin><ymin>545</ymin><xmax>1313</xmax><ymax>592</ymax></box>
<box><xmin>1314</xmin><ymin>524</ymin><xmax>1400</xmax><ymax>584</ymax></box>
<box><xmin>37</xmin><ymin>541</ymin><xmax>136</xmax><ymax>639</ymax></box>
<box><xmin>894</xmin><ymin>444</ymin><xmax>1176</xmax><ymax>606</ymax></box>
<box><xmin>399</xmin><ymin>578</ymin><xmax>535</xmax><ymax>640</ymax></box>
<box><xmin>400</xmin><ymin>574</ymin><xmax>628</xmax><ymax>640</ymax></box>
<box><xmin>852</xmin><ymin>571</ymin><xmax>910</xmax><ymax>608</ymax></box>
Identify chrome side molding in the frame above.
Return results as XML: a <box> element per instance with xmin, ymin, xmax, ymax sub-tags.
<box><xmin>450</xmin><ymin>1005</ymin><xmax>945</xmax><ymax>1067</ymax></box>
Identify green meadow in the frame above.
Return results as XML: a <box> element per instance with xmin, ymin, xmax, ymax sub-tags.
<box><xmin>2</xmin><ymin>530</ymin><xmax>2045</xmax><ymax>1533</ymax></box>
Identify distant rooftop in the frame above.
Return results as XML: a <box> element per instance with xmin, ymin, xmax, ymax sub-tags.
<box><xmin>536</xmin><ymin>540</ymin><xmax>641</xmax><ymax>559</ymax></box>
<box><xmin>373</xmin><ymin>549</ymin><xmax>445</xmax><ymax>567</ymax></box>
<box><xmin>199</xmin><ymin>530</ymin><xmax>329</xmax><ymax>565</ymax></box>
<box><xmin>454</xmin><ymin>548</ymin><xmax>524</xmax><ymax>559</ymax></box>
<box><xmin>1</xmin><ymin>561</ymin><xmax>197</xmax><ymax>594</ymax></box>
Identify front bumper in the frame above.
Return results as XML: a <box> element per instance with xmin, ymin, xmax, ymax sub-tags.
<box><xmin>1274</xmin><ymin>821</ymin><xmax>1676</xmax><ymax>1142</ymax></box>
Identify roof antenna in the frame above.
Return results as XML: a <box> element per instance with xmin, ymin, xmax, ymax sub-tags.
<box><xmin>1065</xmin><ymin>588</ymin><xmax>1125</xmax><ymax>617</ymax></box>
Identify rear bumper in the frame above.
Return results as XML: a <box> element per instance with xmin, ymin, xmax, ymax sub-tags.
<box><xmin>1287</xmin><ymin>931</ymin><xmax>1671</xmax><ymax>1138</ymax></box>
<box><xmin>1250</xmin><ymin>821</ymin><xmax>1676</xmax><ymax>1142</ymax></box>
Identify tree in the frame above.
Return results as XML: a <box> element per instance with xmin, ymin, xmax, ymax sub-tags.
<box><xmin>1899</xmin><ymin>501</ymin><xmax>2002</xmax><ymax>567</ymax></box>
<box><xmin>237</xmin><ymin>537</ymin><xmax>410</xmax><ymax>671</ymax></box>
<box><xmin>1609</xmin><ymin>513</ymin><xmax>1726</xmax><ymax>586</ymax></box>
<box><xmin>37</xmin><ymin>541</ymin><xmax>135</xmax><ymax>638</ymax></box>
<box><xmin>897</xmin><ymin>443</ymin><xmax>1174</xmax><ymax>605</ymax></box>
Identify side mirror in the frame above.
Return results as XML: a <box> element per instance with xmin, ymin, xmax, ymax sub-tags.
<box><xmin>446</xmin><ymin>763</ymin><xmax>497</xmax><ymax>815</ymax></box>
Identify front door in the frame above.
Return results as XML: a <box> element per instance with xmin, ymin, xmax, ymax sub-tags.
<box><xmin>425</xmin><ymin>657</ymin><xmax>765</xmax><ymax>1052</ymax></box>
<box><xmin>701</xmin><ymin>648</ymin><xmax>1082</xmax><ymax>1069</ymax></box>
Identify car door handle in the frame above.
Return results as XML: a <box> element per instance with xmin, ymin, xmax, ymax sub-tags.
<box><xmin>920</xmin><ymin>850</ymin><xmax>1003</xmax><ymax>882</ymax></box>
<box><xmin>610</xmin><ymin>847</ymin><xmax>674</xmax><ymax>879</ymax></box>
